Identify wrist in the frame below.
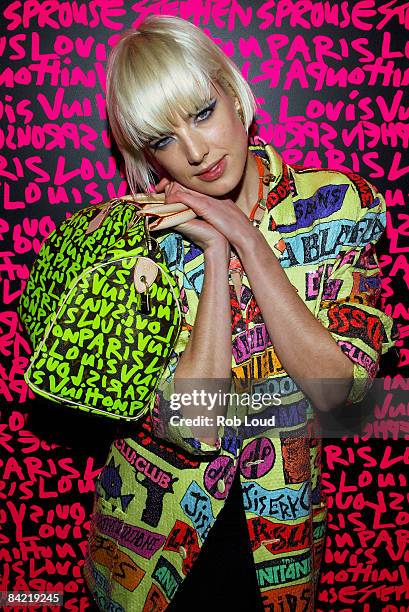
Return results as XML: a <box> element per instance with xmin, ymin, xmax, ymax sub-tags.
<box><xmin>233</xmin><ymin>225</ymin><xmax>265</xmax><ymax>259</ymax></box>
<box><xmin>204</xmin><ymin>242</ymin><xmax>230</xmax><ymax>266</ymax></box>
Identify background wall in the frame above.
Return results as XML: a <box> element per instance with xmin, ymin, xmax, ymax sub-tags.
<box><xmin>0</xmin><ymin>1</ymin><xmax>407</xmax><ymax>610</ymax></box>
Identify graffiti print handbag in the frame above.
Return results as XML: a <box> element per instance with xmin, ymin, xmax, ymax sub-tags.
<box><xmin>18</xmin><ymin>194</ymin><xmax>196</xmax><ymax>421</ymax></box>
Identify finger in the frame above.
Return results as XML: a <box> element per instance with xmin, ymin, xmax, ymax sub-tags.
<box><xmin>133</xmin><ymin>193</ymin><xmax>165</xmax><ymax>204</ymax></box>
<box><xmin>164</xmin><ymin>181</ymin><xmax>174</xmax><ymax>197</ymax></box>
<box><xmin>155</xmin><ymin>178</ymin><xmax>171</xmax><ymax>192</ymax></box>
<box><xmin>148</xmin><ymin>209</ymin><xmax>196</xmax><ymax>230</ymax></box>
<box><xmin>165</xmin><ymin>186</ymin><xmax>206</xmax><ymax>214</ymax></box>
<box><xmin>174</xmin><ymin>218</ymin><xmax>201</xmax><ymax>229</ymax></box>
<box><xmin>140</xmin><ymin>202</ymin><xmax>190</xmax><ymax>214</ymax></box>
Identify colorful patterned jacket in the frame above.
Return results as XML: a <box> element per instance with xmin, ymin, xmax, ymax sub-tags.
<box><xmin>83</xmin><ymin>144</ymin><xmax>396</xmax><ymax>611</ymax></box>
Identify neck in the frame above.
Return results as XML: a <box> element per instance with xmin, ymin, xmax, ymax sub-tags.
<box><xmin>226</xmin><ymin>151</ymin><xmax>261</xmax><ymax>217</ymax></box>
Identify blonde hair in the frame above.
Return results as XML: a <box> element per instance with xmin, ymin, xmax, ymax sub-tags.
<box><xmin>106</xmin><ymin>15</ymin><xmax>257</xmax><ymax>193</ymax></box>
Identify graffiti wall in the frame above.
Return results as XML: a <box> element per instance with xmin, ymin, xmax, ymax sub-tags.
<box><xmin>0</xmin><ymin>1</ymin><xmax>407</xmax><ymax>610</ymax></box>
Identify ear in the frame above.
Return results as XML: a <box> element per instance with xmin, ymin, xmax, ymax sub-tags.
<box><xmin>234</xmin><ymin>97</ymin><xmax>245</xmax><ymax>125</ymax></box>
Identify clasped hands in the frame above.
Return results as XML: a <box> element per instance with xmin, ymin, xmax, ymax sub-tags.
<box><xmin>143</xmin><ymin>177</ymin><xmax>261</xmax><ymax>259</ymax></box>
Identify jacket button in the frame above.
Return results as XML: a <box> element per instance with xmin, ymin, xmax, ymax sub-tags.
<box><xmin>217</xmin><ymin>479</ymin><xmax>226</xmax><ymax>494</ymax></box>
<box><xmin>179</xmin><ymin>546</ymin><xmax>187</xmax><ymax>559</ymax></box>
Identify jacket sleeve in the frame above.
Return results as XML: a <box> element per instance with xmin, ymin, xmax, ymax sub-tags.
<box><xmin>150</xmin><ymin>232</ymin><xmax>223</xmax><ymax>456</ymax></box>
<box><xmin>316</xmin><ymin>178</ymin><xmax>398</xmax><ymax>405</ymax></box>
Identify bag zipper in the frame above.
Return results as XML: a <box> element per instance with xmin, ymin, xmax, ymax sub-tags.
<box><xmin>85</xmin><ymin>199</ymin><xmax>159</xmax><ymax>256</ymax></box>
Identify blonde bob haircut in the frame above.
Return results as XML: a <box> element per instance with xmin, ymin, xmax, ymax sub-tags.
<box><xmin>106</xmin><ymin>15</ymin><xmax>257</xmax><ymax>194</ymax></box>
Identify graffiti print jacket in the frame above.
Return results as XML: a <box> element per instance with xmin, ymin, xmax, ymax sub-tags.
<box><xmin>83</xmin><ymin>144</ymin><xmax>396</xmax><ymax>611</ymax></box>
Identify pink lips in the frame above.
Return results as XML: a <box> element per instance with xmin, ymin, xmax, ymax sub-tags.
<box><xmin>197</xmin><ymin>156</ymin><xmax>226</xmax><ymax>181</ymax></box>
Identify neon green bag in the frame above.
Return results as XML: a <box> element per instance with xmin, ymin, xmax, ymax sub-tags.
<box><xmin>18</xmin><ymin>197</ymin><xmax>182</xmax><ymax>421</ymax></box>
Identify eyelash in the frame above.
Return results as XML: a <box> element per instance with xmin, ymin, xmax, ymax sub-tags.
<box><xmin>150</xmin><ymin>99</ymin><xmax>217</xmax><ymax>150</ymax></box>
<box><xmin>196</xmin><ymin>99</ymin><xmax>216</xmax><ymax>121</ymax></box>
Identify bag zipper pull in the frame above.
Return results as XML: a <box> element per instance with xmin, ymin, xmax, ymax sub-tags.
<box><xmin>85</xmin><ymin>198</ymin><xmax>121</xmax><ymax>235</ymax></box>
<box><xmin>143</xmin><ymin>216</ymin><xmax>153</xmax><ymax>253</ymax></box>
<box><xmin>140</xmin><ymin>276</ymin><xmax>151</xmax><ymax>314</ymax></box>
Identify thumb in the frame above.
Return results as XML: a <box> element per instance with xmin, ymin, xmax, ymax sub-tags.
<box><xmin>155</xmin><ymin>178</ymin><xmax>171</xmax><ymax>193</ymax></box>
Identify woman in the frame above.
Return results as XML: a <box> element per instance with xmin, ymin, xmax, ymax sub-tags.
<box><xmin>82</xmin><ymin>15</ymin><xmax>395</xmax><ymax>611</ymax></box>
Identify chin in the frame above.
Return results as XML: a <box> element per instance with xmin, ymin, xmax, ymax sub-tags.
<box><xmin>200</xmin><ymin>172</ymin><xmax>242</xmax><ymax>196</ymax></box>
<box><xmin>200</xmin><ymin>183</ymin><xmax>237</xmax><ymax>199</ymax></box>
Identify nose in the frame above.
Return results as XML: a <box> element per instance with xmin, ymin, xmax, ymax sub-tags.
<box><xmin>181</xmin><ymin>129</ymin><xmax>209</xmax><ymax>165</ymax></box>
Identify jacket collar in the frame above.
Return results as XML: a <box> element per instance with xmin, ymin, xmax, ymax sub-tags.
<box><xmin>250</xmin><ymin>143</ymin><xmax>297</xmax><ymax>260</ymax></box>
<box><xmin>250</xmin><ymin>143</ymin><xmax>297</xmax><ymax>226</ymax></box>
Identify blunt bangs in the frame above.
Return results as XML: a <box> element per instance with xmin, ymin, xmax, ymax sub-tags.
<box><xmin>121</xmin><ymin>47</ymin><xmax>216</xmax><ymax>145</ymax></box>
<box><xmin>106</xmin><ymin>16</ymin><xmax>257</xmax><ymax>193</ymax></box>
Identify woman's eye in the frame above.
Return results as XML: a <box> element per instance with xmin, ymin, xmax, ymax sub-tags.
<box><xmin>196</xmin><ymin>99</ymin><xmax>216</xmax><ymax>122</ymax></box>
<box><xmin>150</xmin><ymin>136</ymin><xmax>172</xmax><ymax>151</ymax></box>
<box><xmin>149</xmin><ymin>100</ymin><xmax>216</xmax><ymax>150</ymax></box>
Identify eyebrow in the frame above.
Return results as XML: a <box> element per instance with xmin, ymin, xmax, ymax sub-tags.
<box><xmin>148</xmin><ymin>134</ymin><xmax>169</xmax><ymax>146</ymax></box>
<box><xmin>186</xmin><ymin>97</ymin><xmax>215</xmax><ymax>118</ymax></box>
<box><xmin>148</xmin><ymin>98</ymin><xmax>216</xmax><ymax>144</ymax></box>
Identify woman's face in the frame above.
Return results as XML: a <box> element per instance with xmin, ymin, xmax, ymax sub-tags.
<box><xmin>145</xmin><ymin>83</ymin><xmax>249</xmax><ymax>198</ymax></box>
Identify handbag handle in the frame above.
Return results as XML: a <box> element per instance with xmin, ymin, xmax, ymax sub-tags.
<box><xmin>124</xmin><ymin>194</ymin><xmax>197</xmax><ymax>231</ymax></box>
<box><xmin>85</xmin><ymin>194</ymin><xmax>197</xmax><ymax>235</ymax></box>
<box><xmin>84</xmin><ymin>195</ymin><xmax>197</xmax><ymax>296</ymax></box>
